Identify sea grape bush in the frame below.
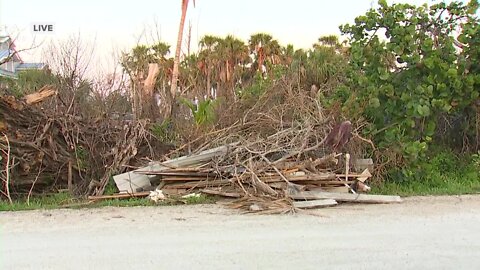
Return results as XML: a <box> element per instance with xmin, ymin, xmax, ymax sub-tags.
<box><xmin>339</xmin><ymin>0</ymin><xmax>480</xmax><ymax>163</ymax></box>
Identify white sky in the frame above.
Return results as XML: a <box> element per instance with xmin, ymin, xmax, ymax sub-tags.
<box><xmin>0</xmin><ymin>0</ymin><xmax>460</xmax><ymax>73</ymax></box>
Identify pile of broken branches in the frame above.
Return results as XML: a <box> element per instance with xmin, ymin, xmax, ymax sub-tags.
<box><xmin>110</xmin><ymin>81</ymin><xmax>396</xmax><ymax>213</ymax></box>
<box><xmin>0</xmin><ymin>86</ymin><xmax>171</xmax><ymax>198</ymax></box>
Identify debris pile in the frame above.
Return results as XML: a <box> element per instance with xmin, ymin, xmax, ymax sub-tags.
<box><xmin>0</xmin><ymin>87</ymin><xmax>171</xmax><ymax>197</ymax></box>
<box><xmin>111</xmin><ymin>123</ymin><xmax>401</xmax><ymax>213</ymax></box>
<box><xmin>2</xmin><ymin>79</ymin><xmax>402</xmax><ymax>213</ymax></box>
<box><xmin>109</xmin><ymin>82</ymin><xmax>402</xmax><ymax>213</ymax></box>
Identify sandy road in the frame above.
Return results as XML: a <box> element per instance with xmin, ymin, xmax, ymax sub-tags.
<box><xmin>1</xmin><ymin>195</ymin><xmax>480</xmax><ymax>270</ymax></box>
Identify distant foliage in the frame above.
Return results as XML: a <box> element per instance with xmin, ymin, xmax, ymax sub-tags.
<box><xmin>0</xmin><ymin>69</ymin><xmax>58</xmax><ymax>97</ymax></box>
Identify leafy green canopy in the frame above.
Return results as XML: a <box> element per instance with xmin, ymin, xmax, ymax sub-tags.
<box><xmin>340</xmin><ymin>0</ymin><xmax>480</xmax><ymax>162</ymax></box>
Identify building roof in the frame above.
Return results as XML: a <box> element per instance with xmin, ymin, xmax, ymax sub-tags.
<box><xmin>0</xmin><ymin>49</ymin><xmax>22</xmax><ymax>63</ymax></box>
<box><xmin>16</xmin><ymin>63</ymin><xmax>46</xmax><ymax>70</ymax></box>
<box><xmin>0</xmin><ymin>49</ymin><xmax>15</xmax><ymax>61</ymax></box>
<box><xmin>0</xmin><ymin>32</ymin><xmax>45</xmax><ymax>78</ymax></box>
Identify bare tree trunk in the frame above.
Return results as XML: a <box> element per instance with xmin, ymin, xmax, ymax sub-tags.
<box><xmin>143</xmin><ymin>64</ymin><xmax>160</xmax><ymax>119</ymax></box>
<box><xmin>187</xmin><ymin>21</ymin><xmax>192</xmax><ymax>57</ymax></box>
<box><xmin>169</xmin><ymin>0</ymin><xmax>190</xmax><ymax>117</ymax></box>
<box><xmin>206</xmin><ymin>68</ymin><xmax>211</xmax><ymax>99</ymax></box>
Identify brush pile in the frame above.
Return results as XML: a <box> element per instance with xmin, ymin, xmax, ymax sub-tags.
<box><xmin>111</xmin><ymin>78</ymin><xmax>401</xmax><ymax>213</ymax></box>
<box><xmin>0</xmin><ymin>86</ymin><xmax>171</xmax><ymax>198</ymax></box>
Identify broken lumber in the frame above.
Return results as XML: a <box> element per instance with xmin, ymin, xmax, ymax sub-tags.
<box><xmin>289</xmin><ymin>191</ymin><xmax>402</xmax><ymax>203</ymax></box>
<box><xmin>113</xmin><ymin>144</ymin><xmax>236</xmax><ymax>193</ymax></box>
<box><xmin>163</xmin><ymin>179</ymin><xmax>231</xmax><ymax>189</ymax></box>
<box><xmin>87</xmin><ymin>192</ymin><xmax>150</xmax><ymax>201</ymax></box>
<box><xmin>23</xmin><ymin>85</ymin><xmax>57</xmax><ymax>105</ymax></box>
<box><xmin>293</xmin><ymin>199</ymin><xmax>338</xmax><ymax>209</ymax></box>
<box><xmin>260</xmin><ymin>173</ymin><xmax>337</xmax><ymax>183</ymax></box>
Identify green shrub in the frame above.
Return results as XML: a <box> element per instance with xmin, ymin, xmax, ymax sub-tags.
<box><xmin>375</xmin><ymin>148</ymin><xmax>480</xmax><ymax>196</ymax></box>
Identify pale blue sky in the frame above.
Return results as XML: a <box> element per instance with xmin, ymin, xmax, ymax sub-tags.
<box><xmin>0</xmin><ymin>0</ymin><xmax>456</xmax><ymax>71</ymax></box>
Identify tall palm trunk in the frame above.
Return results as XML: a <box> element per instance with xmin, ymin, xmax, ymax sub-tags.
<box><xmin>206</xmin><ymin>68</ymin><xmax>211</xmax><ymax>99</ymax></box>
<box><xmin>169</xmin><ymin>0</ymin><xmax>190</xmax><ymax>117</ymax></box>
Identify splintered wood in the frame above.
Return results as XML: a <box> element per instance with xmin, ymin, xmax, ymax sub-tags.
<box><xmin>114</xmin><ymin>117</ymin><xmax>402</xmax><ymax>213</ymax></box>
<box><xmin>131</xmin><ymin>145</ymin><xmax>401</xmax><ymax>213</ymax></box>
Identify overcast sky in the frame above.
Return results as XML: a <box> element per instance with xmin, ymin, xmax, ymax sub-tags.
<box><xmin>0</xmin><ymin>0</ymin><xmax>461</xmax><ymax>72</ymax></box>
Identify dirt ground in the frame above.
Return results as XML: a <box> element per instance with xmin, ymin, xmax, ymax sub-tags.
<box><xmin>1</xmin><ymin>195</ymin><xmax>480</xmax><ymax>269</ymax></box>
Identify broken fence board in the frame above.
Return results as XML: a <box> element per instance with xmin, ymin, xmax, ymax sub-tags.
<box><xmin>289</xmin><ymin>191</ymin><xmax>402</xmax><ymax>204</ymax></box>
<box><xmin>293</xmin><ymin>199</ymin><xmax>338</xmax><ymax>209</ymax></box>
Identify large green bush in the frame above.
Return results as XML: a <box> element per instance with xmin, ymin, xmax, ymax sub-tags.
<box><xmin>339</xmin><ymin>0</ymin><xmax>480</xmax><ymax>165</ymax></box>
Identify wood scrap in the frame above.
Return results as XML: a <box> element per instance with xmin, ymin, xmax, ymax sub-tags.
<box><xmin>293</xmin><ymin>199</ymin><xmax>338</xmax><ymax>209</ymax></box>
<box><xmin>289</xmin><ymin>191</ymin><xmax>402</xmax><ymax>203</ymax></box>
<box><xmin>23</xmin><ymin>85</ymin><xmax>57</xmax><ymax>105</ymax></box>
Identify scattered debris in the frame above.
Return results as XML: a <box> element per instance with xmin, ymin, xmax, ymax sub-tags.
<box><xmin>148</xmin><ymin>189</ymin><xmax>166</xmax><ymax>203</ymax></box>
<box><xmin>181</xmin><ymin>193</ymin><xmax>201</xmax><ymax>199</ymax></box>
<box><xmin>111</xmin><ymin>128</ymin><xmax>401</xmax><ymax>213</ymax></box>
<box><xmin>1</xmin><ymin>84</ymin><xmax>402</xmax><ymax>214</ymax></box>
<box><xmin>113</xmin><ymin>144</ymin><xmax>235</xmax><ymax>193</ymax></box>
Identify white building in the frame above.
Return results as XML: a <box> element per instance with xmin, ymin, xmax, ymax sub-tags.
<box><xmin>0</xmin><ymin>34</ymin><xmax>46</xmax><ymax>78</ymax></box>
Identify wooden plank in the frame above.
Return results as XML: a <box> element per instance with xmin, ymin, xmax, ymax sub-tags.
<box><xmin>135</xmin><ymin>171</ymin><xmax>217</xmax><ymax>177</ymax></box>
<box><xmin>293</xmin><ymin>199</ymin><xmax>338</xmax><ymax>209</ymax></box>
<box><xmin>113</xmin><ymin>144</ymin><xmax>236</xmax><ymax>193</ymax></box>
<box><xmin>23</xmin><ymin>85</ymin><xmax>57</xmax><ymax>105</ymax></box>
<box><xmin>160</xmin><ymin>177</ymin><xmax>220</xmax><ymax>182</ymax></box>
<box><xmin>294</xmin><ymin>180</ymin><xmax>354</xmax><ymax>185</ymax></box>
<box><xmin>321</xmin><ymin>186</ymin><xmax>350</xmax><ymax>193</ymax></box>
<box><xmin>336</xmin><ymin>171</ymin><xmax>372</xmax><ymax>178</ymax></box>
<box><xmin>260</xmin><ymin>173</ymin><xmax>337</xmax><ymax>183</ymax></box>
<box><xmin>164</xmin><ymin>179</ymin><xmax>231</xmax><ymax>189</ymax></box>
<box><xmin>67</xmin><ymin>160</ymin><xmax>73</xmax><ymax>193</ymax></box>
<box><xmin>289</xmin><ymin>191</ymin><xmax>402</xmax><ymax>204</ymax></box>
<box><xmin>88</xmin><ymin>192</ymin><xmax>150</xmax><ymax>201</ymax></box>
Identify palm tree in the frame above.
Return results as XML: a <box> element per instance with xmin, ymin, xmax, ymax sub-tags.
<box><xmin>281</xmin><ymin>44</ymin><xmax>295</xmax><ymax>65</ymax></box>
<box><xmin>217</xmin><ymin>35</ymin><xmax>250</xmax><ymax>100</ymax></box>
<box><xmin>315</xmin><ymin>35</ymin><xmax>341</xmax><ymax>48</ymax></box>
<box><xmin>198</xmin><ymin>35</ymin><xmax>221</xmax><ymax>99</ymax></box>
<box><xmin>170</xmin><ymin>0</ymin><xmax>195</xmax><ymax>117</ymax></box>
<box><xmin>180</xmin><ymin>53</ymin><xmax>202</xmax><ymax>99</ymax></box>
<box><xmin>248</xmin><ymin>33</ymin><xmax>281</xmax><ymax>75</ymax></box>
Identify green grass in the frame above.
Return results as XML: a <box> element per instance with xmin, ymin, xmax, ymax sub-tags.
<box><xmin>0</xmin><ymin>175</ymin><xmax>217</xmax><ymax>212</ymax></box>
<box><xmin>0</xmin><ymin>192</ymin><xmax>75</xmax><ymax>211</ymax></box>
<box><xmin>0</xmin><ymin>193</ymin><xmax>216</xmax><ymax>212</ymax></box>
<box><xmin>89</xmin><ymin>194</ymin><xmax>216</xmax><ymax>208</ymax></box>
<box><xmin>373</xmin><ymin>150</ymin><xmax>480</xmax><ymax>196</ymax></box>
<box><xmin>373</xmin><ymin>177</ymin><xmax>480</xmax><ymax>196</ymax></box>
